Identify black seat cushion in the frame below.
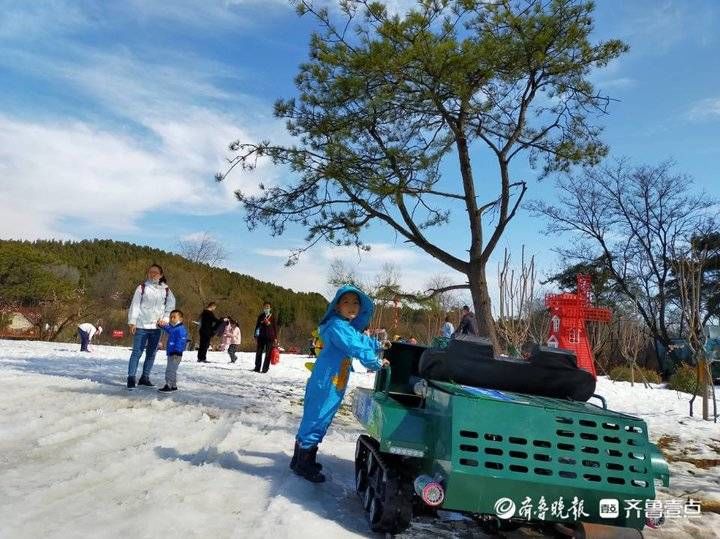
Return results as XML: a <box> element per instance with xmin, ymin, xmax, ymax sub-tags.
<box><xmin>418</xmin><ymin>338</ymin><xmax>595</xmax><ymax>401</ymax></box>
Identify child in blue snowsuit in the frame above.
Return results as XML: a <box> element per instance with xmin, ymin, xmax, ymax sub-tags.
<box><xmin>158</xmin><ymin>309</ymin><xmax>188</xmax><ymax>392</ymax></box>
<box><xmin>291</xmin><ymin>285</ymin><xmax>388</xmax><ymax>483</ymax></box>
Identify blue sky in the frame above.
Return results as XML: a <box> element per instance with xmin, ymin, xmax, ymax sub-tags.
<box><xmin>1</xmin><ymin>0</ymin><xmax>719</xmax><ymax>301</ymax></box>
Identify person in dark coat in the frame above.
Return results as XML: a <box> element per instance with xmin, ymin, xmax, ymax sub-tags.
<box><xmin>197</xmin><ymin>302</ymin><xmax>223</xmax><ymax>363</ymax></box>
<box><xmin>253</xmin><ymin>301</ymin><xmax>278</xmax><ymax>373</ymax></box>
<box><xmin>453</xmin><ymin>305</ymin><xmax>479</xmax><ymax>337</ymax></box>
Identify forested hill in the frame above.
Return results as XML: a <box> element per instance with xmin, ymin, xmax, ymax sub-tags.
<box><xmin>0</xmin><ymin>239</ymin><xmax>327</xmax><ymax>349</ymax></box>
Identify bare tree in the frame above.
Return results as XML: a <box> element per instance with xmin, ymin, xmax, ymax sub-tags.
<box><xmin>178</xmin><ymin>232</ymin><xmax>228</xmax><ymax>267</ymax></box>
<box><xmin>674</xmin><ymin>240</ymin><xmax>717</xmax><ymax>421</ymax></box>
<box><xmin>530</xmin><ymin>160</ymin><xmax>718</xmax><ymax>357</ymax></box>
<box><xmin>177</xmin><ymin>232</ymin><xmax>228</xmax><ymax>304</ymax></box>
<box><xmin>527</xmin><ymin>297</ymin><xmax>551</xmax><ymax>347</ymax></box>
<box><xmin>587</xmin><ymin>320</ymin><xmax>614</xmax><ymax>375</ymax></box>
<box><xmin>326</xmin><ymin>259</ymin><xmax>400</xmax><ymax>329</ymax></box>
<box><xmin>617</xmin><ymin>318</ymin><xmax>652</xmax><ymax>388</ymax></box>
<box><xmin>327</xmin><ymin>257</ymin><xmax>363</xmax><ymax>290</ymax></box>
<box><xmin>40</xmin><ymin>289</ymin><xmax>99</xmax><ymax>342</ymax></box>
<box><xmin>370</xmin><ymin>263</ymin><xmax>402</xmax><ymax>330</ymax></box>
<box><xmin>496</xmin><ymin>246</ymin><xmax>536</xmax><ymax>354</ymax></box>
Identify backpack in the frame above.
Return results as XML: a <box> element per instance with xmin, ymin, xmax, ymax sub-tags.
<box><xmin>139</xmin><ymin>283</ymin><xmax>169</xmax><ymax>307</ymax></box>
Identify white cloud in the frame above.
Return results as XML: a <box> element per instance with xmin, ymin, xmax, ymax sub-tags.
<box><xmin>0</xmin><ymin>203</ymin><xmax>71</xmax><ymax>241</ymax></box>
<box><xmin>321</xmin><ymin>243</ymin><xmax>420</xmax><ymax>265</ymax></box>
<box><xmin>599</xmin><ymin>77</ymin><xmax>636</xmax><ymax>90</ymax></box>
<box><xmin>253</xmin><ymin>248</ymin><xmax>293</xmax><ymax>258</ymax></box>
<box><xmin>0</xmin><ymin>0</ymin><xmax>289</xmax><ymax>41</ymax></box>
<box><xmin>254</xmin><ymin>242</ymin><xmax>421</xmax><ymax>265</ymax></box>
<box><xmin>250</xmin><ymin>241</ymin><xmax>471</xmax><ymax>299</ymax></box>
<box><xmin>0</xmin><ymin>34</ymin><xmax>287</xmax><ymax>240</ymax></box>
<box><xmin>618</xmin><ymin>1</ymin><xmax>718</xmax><ymax>55</ymax></box>
<box><xmin>180</xmin><ymin>231</ymin><xmax>216</xmax><ymax>242</ymax></box>
<box><xmin>0</xmin><ymin>109</ymin><xmax>275</xmax><ymax>239</ymax></box>
<box><xmin>0</xmin><ymin>0</ymin><xmax>448</xmax><ymax>244</ymax></box>
<box><xmin>126</xmin><ymin>0</ymin><xmax>291</xmax><ymax>28</ymax></box>
<box><xmin>0</xmin><ymin>0</ymin><xmax>88</xmax><ymax>40</ymax></box>
<box><xmin>687</xmin><ymin>97</ymin><xmax>720</xmax><ymax>122</ymax></box>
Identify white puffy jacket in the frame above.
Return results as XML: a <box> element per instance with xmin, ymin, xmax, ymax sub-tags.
<box><xmin>127</xmin><ymin>281</ymin><xmax>176</xmax><ymax>329</ymax></box>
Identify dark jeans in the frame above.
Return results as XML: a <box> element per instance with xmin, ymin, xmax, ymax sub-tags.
<box><xmin>255</xmin><ymin>340</ymin><xmax>272</xmax><ymax>372</ymax></box>
<box><xmin>78</xmin><ymin>328</ymin><xmax>90</xmax><ymax>351</ymax></box>
<box><xmin>228</xmin><ymin>344</ymin><xmax>238</xmax><ymax>363</ymax></box>
<box><xmin>198</xmin><ymin>333</ymin><xmax>212</xmax><ymax>361</ymax></box>
<box><xmin>127</xmin><ymin>328</ymin><xmax>162</xmax><ymax>378</ymax></box>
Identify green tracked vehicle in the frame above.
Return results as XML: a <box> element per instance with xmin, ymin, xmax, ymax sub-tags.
<box><xmin>352</xmin><ymin>343</ymin><xmax>670</xmax><ymax>537</ymax></box>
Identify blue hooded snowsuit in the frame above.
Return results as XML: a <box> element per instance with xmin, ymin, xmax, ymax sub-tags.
<box><xmin>296</xmin><ymin>285</ymin><xmax>383</xmax><ymax>449</ymax></box>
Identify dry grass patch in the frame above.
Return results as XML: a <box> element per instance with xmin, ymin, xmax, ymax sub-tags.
<box><xmin>656</xmin><ymin>434</ymin><xmax>720</xmax><ymax>468</ymax></box>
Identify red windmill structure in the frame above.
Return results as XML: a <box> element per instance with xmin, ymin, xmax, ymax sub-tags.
<box><xmin>545</xmin><ymin>274</ymin><xmax>612</xmax><ymax>378</ymax></box>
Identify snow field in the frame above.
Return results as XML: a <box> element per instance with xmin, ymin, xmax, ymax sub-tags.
<box><xmin>0</xmin><ymin>340</ymin><xmax>718</xmax><ymax>538</ymax></box>
<box><xmin>0</xmin><ymin>341</ymin><xmax>375</xmax><ymax>538</ymax></box>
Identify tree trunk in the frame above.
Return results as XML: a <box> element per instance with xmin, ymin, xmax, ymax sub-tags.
<box><xmin>700</xmin><ymin>359</ymin><xmax>709</xmax><ymax>420</ymax></box>
<box><xmin>468</xmin><ymin>261</ymin><xmax>499</xmax><ymax>351</ymax></box>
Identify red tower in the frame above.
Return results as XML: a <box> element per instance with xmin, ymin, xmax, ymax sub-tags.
<box><xmin>545</xmin><ymin>274</ymin><xmax>612</xmax><ymax>378</ymax></box>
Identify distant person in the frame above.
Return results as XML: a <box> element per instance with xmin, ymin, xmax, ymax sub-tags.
<box><xmin>520</xmin><ymin>340</ymin><xmax>537</xmax><ymax>360</ymax></box>
<box><xmin>407</xmin><ymin>336</ymin><xmax>418</xmax><ymax>345</ymax></box>
<box><xmin>376</xmin><ymin>327</ymin><xmax>388</xmax><ymax>343</ymax></box>
<box><xmin>253</xmin><ymin>301</ymin><xmax>277</xmax><ymax>373</ymax></box>
<box><xmin>220</xmin><ymin>320</ymin><xmax>234</xmax><ymax>351</ymax></box>
<box><xmin>77</xmin><ymin>322</ymin><xmax>102</xmax><ymax>352</ymax></box>
<box><xmin>197</xmin><ymin>302</ymin><xmax>223</xmax><ymax>363</ymax></box>
<box><xmin>158</xmin><ymin>309</ymin><xmax>188</xmax><ymax>392</ymax></box>
<box><xmin>440</xmin><ymin>315</ymin><xmax>454</xmax><ymax>338</ymax></box>
<box><xmin>227</xmin><ymin>319</ymin><xmax>242</xmax><ymax>363</ymax></box>
<box><xmin>311</xmin><ymin>327</ymin><xmax>323</xmax><ymax>357</ymax></box>
<box><xmin>453</xmin><ymin>305</ymin><xmax>478</xmax><ymax>337</ymax></box>
<box><xmin>126</xmin><ymin>264</ymin><xmax>176</xmax><ymax>388</ymax></box>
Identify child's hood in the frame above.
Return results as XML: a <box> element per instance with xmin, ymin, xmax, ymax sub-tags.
<box><xmin>319</xmin><ymin>284</ymin><xmax>374</xmax><ymax>333</ymax></box>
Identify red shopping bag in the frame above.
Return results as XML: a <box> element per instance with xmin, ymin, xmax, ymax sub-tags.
<box><xmin>270</xmin><ymin>346</ymin><xmax>280</xmax><ymax>365</ymax></box>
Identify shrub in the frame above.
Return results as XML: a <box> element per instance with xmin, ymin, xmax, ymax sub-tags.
<box><xmin>668</xmin><ymin>364</ymin><xmax>705</xmax><ymax>395</ymax></box>
<box><xmin>608</xmin><ymin>365</ymin><xmax>662</xmax><ymax>384</ymax></box>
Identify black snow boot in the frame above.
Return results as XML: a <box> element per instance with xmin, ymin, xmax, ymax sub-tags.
<box><xmin>290</xmin><ymin>442</ymin><xmax>323</xmax><ymax>472</ymax></box>
<box><xmin>308</xmin><ymin>445</ymin><xmax>323</xmax><ymax>471</ymax></box>
<box><xmin>159</xmin><ymin>385</ymin><xmax>173</xmax><ymax>392</ymax></box>
<box><xmin>138</xmin><ymin>375</ymin><xmax>154</xmax><ymax>387</ymax></box>
<box><xmin>294</xmin><ymin>446</ymin><xmax>326</xmax><ymax>483</ymax></box>
<box><xmin>127</xmin><ymin>376</ymin><xmax>136</xmax><ymax>389</ymax></box>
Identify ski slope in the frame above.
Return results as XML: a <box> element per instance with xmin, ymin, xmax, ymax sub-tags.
<box><xmin>0</xmin><ymin>340</ymin><xmax>718</xmax><ymax>538</ymax></box>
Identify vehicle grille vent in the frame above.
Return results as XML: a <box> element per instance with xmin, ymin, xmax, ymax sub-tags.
<box><xmin>456</xmin><ymin>416</ymin><xmax>650</xmax><ymax>488</ymax></box>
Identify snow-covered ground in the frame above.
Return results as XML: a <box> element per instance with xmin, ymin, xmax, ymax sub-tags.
<box><xmin>0</xmin><ymin>340</ymin><xmax>718</xmax><ymax>538</ymax></box>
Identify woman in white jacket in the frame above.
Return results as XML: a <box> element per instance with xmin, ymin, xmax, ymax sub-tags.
<box><xmin>126</xmin><ymin>264</ymin><xmax>176</xmax><ymax>389</ymax></box>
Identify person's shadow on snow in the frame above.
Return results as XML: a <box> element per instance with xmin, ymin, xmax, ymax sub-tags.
<box><xmin>154</xmin><ymin>446</ymin><xmax>373</xmax><ymax>537</ymax></box>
